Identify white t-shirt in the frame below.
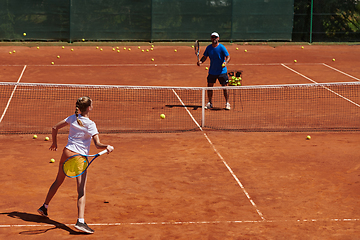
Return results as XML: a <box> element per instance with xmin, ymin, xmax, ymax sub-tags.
<box><xmin>65</xmin><ymin>114</ymin><xmax>99</xmax><ymax>155</ymax></box>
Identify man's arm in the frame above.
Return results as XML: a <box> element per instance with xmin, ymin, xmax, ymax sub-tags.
<box><xmin>197</xmin><ymin>56</ymin><xmax>207</xmax><ymax>66</ymax></box>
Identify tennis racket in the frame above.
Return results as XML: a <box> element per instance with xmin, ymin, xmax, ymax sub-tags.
<box><xmin>63</xmin><ymin>149</ymin><xmax>108</xmax><ymax>178</ymax></box>
<box><xmin>194</xmin><ymin>40</ymin><xmax>200</xmax><ymax>62</ymax></box>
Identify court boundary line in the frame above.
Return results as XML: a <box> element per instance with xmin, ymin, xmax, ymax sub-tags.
<box><xmin>0</xmin><ymin>63</ymin><xmax>324</xmax><ymax>67</ymax></box>
<box><xmin>322</xmin><ymin>63</ymin><xmax>360</xmax><ymax>81</ymax></box>
<box><xmin>1</xmin><ymin>218</ymin><xmax>359</xmax><ymax>228</ymax></box>
<box><xmin>281</xmin><ymin>64</ymin><xmax>360</xmax><ymax>108</ymax></box>
<box><xmin>171</xmin><ymin>89</ymin><xmax>265</xmax><ymax>221</ymax></box>
<box><xmin>0</xmin><ymin>65</ymin><xmax>27</xmax><ymax>123</ymax></box>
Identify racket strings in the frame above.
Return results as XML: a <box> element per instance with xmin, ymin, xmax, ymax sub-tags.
<box><xmin>63</xmin><ymin>156</ymin><xmax>88</xmax><ymax>177</ymax></box>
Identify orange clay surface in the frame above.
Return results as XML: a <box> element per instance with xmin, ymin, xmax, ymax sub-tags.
<box><xmin>1</xmin><ymin>43</ymin><xmax>360</xmax><ymax>239</ymax></box>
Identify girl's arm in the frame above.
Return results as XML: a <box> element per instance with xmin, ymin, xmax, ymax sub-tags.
<box><xmin>92</xmin><ymin>134</ymin><xmax>114</xmax><ymax>153</ymax></box>
<box><xmin>49</xmin><ymin>120</ymin><xmax>68</xmax><ymax>151</ymax></box>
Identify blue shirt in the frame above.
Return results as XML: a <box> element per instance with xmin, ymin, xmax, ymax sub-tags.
<box><xmin>203</xmin><ymin>43</ymin><xmax>229</xmax><ymax>75</ymax></box>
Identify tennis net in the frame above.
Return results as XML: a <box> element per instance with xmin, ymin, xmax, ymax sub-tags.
<box><xmin>0</xmin><ymin>82</ymin><xmax>359</xmax><ymax>134</ymax></box>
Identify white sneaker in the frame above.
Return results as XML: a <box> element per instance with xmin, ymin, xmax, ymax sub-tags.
<box><xmin>205</xmin><ymin>102</ymin><xmax>213</xmax><ymax>109</ymax></box>
<box><xmin>225</xmin><ymin>102</ymin><xmax>231</xmax><ymax>110</ymax></box>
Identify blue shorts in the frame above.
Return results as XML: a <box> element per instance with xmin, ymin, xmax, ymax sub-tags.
<box><xmin>207</xmin><ymin>73</ymin><xmax>229</xmax><ymax>85</ymax></box>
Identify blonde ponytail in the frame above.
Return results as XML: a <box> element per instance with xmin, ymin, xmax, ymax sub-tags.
<box><xmin>75</xmin><ymin>96</ymin><xmax>92</xmax><ymax>127</ymax></box>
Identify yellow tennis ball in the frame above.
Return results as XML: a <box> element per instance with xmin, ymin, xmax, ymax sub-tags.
<box><xmin>332</xmin><ymin>58</ymin><xmax>336</xmax><ymax>62</ymax></box>
<box><xmin>294</xmin><ymin>60</ymin><xmax>297</xmax><ymax>63</ymax></box>
<box><xmin>9</xmin><ymin>52</ymin><xmax>12</xmax><ymax>54</ymax></box>
<box><xmin>117</xmin><ymin>50</ymin><xmax>120</xmax><ymax>53</ymax></box>
<box><xmin>306</xmin><ymin>135</ymin><xmax>311</xmax><ymax>140</ymax></box>
<box><xmin>82</xmin><ymin>38</ymin><xmax>85</xmax><ymax>42</ymax></box>
<box><xmin>244</xmin><ymin>49</ymin><xmax>247</xmax><ymax>52</ymax></box>
<box><xmin>151</xmin><ymin>58</ymin><xmax>154</xmax><ymax>61</ymax></box>
<box><xmin>160</xmin><ymin>114</ymin><xmax>165</xmax><ymax>119</ymax></box>
<box><xmin>205</xmin><ymin>67</ymin><xmax>208</xmax><ymax>70</ymax></box>
<box><xmin>45</xmin><ymin>137</ymin><xmax>50</xmax><ymax>141</ymax></box>
<box><xmin>62</xmin><ymin>46</ymin><xmax>65</xmax><ymax>49</ymax></box>
<box><xmin>100</xmin><ymin>48</ymin><xmax>103</xmax><ymax>51</ymax></box>
<box><xmin>128</xmin><ymin>48</ymin><xmax>131</xmax><ymax>51</ymax></box>
<box><xmin>124</xmin><ymin>47</ymin><xmax>126</xmax><ymax>50</ymax></box>
<box><xmin>57</xmin><ymin>55</ymin><xmax>60</xmax><ymax>58</ymax></box>
<box><xmin>71</xmin><ymin>48</ymin><xmax>74</xmax><ymax>51</ymax></box>
<box><xmin>23</xmin><ymin>32</ymin><xmax>26</xmax><ymax>36</ymax></box>
<box><xmin>13</xmin><ymin>50</ymin><xmax>16</xmax><ymax>53</ymax></box>
<box><xmin>236</xmin><ymin>47</ymin><xmax>239</xmax><ymax>50</ymax></box>
<box><xmin>33</xmin><ymin>135</ymin><xmax>38</xmax><ymax>139</ymax></box>
<box><xmin>50</xmin><ymin>158</ymin><xmax>55</xmax><ymax>163</ymax></box>
<box><xmin>174</xmin><ymin>49</ymin><xmax>177</xmax><ymax>52</ymax></box>
<box><xmin>51</xmin><ymin>62</ymin><xmax>54</xmax><ymax>65</ymax></box>
<box><xmin>301</xmin><ymin>46</ymin><xmax>304</xmax><ymax>49</ymax></box>
<box><xmin>96</xmin><ymin>46</ymin><xmax>99</xmax><ymax>49</ymax></box>
<box><xmin>37</xmin><ymin>46</ymin><xmax>40</xmax><ymax>49</ymax></box>
<box><xmin>138</xmin><ymin>46</ymin><xmax>141</xmax><ymax>49</ymax></box>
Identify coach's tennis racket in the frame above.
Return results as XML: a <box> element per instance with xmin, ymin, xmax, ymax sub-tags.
<box><xmin>194</xmin><ymin>40</ymin><xmax>200</xmax><ymax>62</ymax></box>
<box><xmin>63</xmin><ymin>149</ymin><xmax>108</xmax><ymax>178</ymax></box>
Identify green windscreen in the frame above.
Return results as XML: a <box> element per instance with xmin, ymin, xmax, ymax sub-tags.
<box><xmin>1</xmin><ymin>0</ymin><xmax>294</xmax><ymax>42</ymax></box>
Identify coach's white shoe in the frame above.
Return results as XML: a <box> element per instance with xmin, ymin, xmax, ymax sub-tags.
<box><xmin>205</xmin><ymin>102</ymin><xmax>213</xmax><ymax>109</ymax></box>
<box><xmin>225</xmin><ymin>102</ymin><xmax>231</xmax><ymax>110</ymax></box>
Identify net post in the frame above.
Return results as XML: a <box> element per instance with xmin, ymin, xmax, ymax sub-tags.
<box><xmin>202</xmin><ymin>88</ymin><xmax>205</xmax><ymax>128</ymax></box>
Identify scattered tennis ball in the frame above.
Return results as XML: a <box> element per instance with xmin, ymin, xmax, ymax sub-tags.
<box><xmin>306</xmin><ymin>135</ymin><xmax>311</xmax><ymax>140</ymax></box>
<box><xmin>294</xmin><ymin>60</ymin><xmax>297</xmax><ymax>63</ymax></box>
<box><xmin>117</xmin><ymin>50</ymin><xmax>120</xmax><ymax>53</ymax></box>
<box><xmin>33</xmin><ymin>135</ymin><xmax>38</xmax><ymax>139</ymax></box>
<box><xmin>160</xmin><ymin>114</ymin><xmax>165</xmax><ymax>119</ymax></box>
<box><xmin>244</xmin><ymin>49</ymin><xmax>247</xmax><ymax>52</ymax></box>
<box><xmin>150</xmin><ymin>48</ymin><xmax>153</xmax><ymax>51</ymax></box>
<box><xmin>45</xmin><ymin>137</ymin><xmax>50</xmax><ymax>141</ymax></box>
<box><xmin>146</xmin><ymin>49</ymin><xmax>149</xmax><ymax>52</ymax></box>
<box><xmin>138</xmin><ymin>46</ymin><xmax>141</xmax><ymax>49</ymax></box>
<box><xmin>191</xmin><ymin>45</ymin><xmax>194</xmax><ymax>48</ymax></box>
<box><xmin>51</xmin><ymin>62</ymin><xmax>54</xmax><ymax>65</ymax></box>
<box><xmin>301</xmin><ymin>46</ymin><xmax>304</xmax><ymax>49</ymax></box>
<box><xmin>37</xmin><ymin>46</ymin><xmax>40</xmax><ymax>49</ymax></box>
<box><xmin>9</xmin><ymin>52</ymin><xmax>12</xmax><ymax>54</ymax></box>
<box><xmin>100</xmin><ymin>48</ymin><xmax>103</xmax><ymax>51</ymax></box>
<box><xmin>174</xmin><ymin>49</ymin><xmax>177</xmax><ymax>52</ymax></box>
<box><xmin>151</xmin><ymin>58</ymin><xmax>154</xmax><ymax>61</ymax></box>
<box><xmin>71</xmin><ymin>48</ymin><xmax>74</xmax><ymax>51</ymax></box>
<box><xmin>222</xmin><ymin>63</ymin><xmax>225</xmax><ymax>67</ymax></box>
<box><xmin>96</xmin><ymin>46</ymin><xmax>99</xmax><ymax>49</ymax></box>
<box><xmin>205</xmin><ymin>67</ymin><xmax>208</xmax><ymax>70</ymax></box>
<box><xmin>142</xmin><ymin>49</ymin><xmax>145</xmax><ymax>52</ymax></box>
<box><xmin>82</xmin><ymin>38</ymin><xmax>85</xmax><ymax>42</ymax></box>
<box><xmin>116</xmin><ymin>47</ymin><xmax>119</xmax><ymax>49</ymax></box>
<box><xmin>123</xmin><ymin>47</ymin><xmax>126</xmax><ymax>50</ymax></box>
<box><xmin>13</xmin><ymin>50</ymin><xmax>16</xmax><ymax>53</ymax></box>
<box><xmin>151</xmin><ymin>45</ymin><xmax>154</xmax><ymax>48</ymax></box>
<box><xmin>236</xmin><ymin>47</ymin><xmax>239</xmax><ymax>50</ymax></box>
<box><xmin>57</xmin><ymin>55</ymin><xmax>60</xmax><ymax>58</ymax></box>
<box><xmin>62</xmin><ymin>46</ymin><xmax>65</xmax><ymax>49</ymax></box>
<box><xmin>112</xmin><ymin>48</ymin><xmax>115</xmax><ymax>51</ymax></box>
<box><xmin>23</xmin><ymin>32</ymin><xmax>26</xmax><ymax>36</ymax></box>
<box><xmin>332</xmin><ymin>58</ymin><xmax>336</xmax><ymax>62</ymax></box>
<box><xmin>128</xmin><ymin>48</ymin><xmax>131</xmax><ymax>51</ymax></box>
<box><xmin>50</xmin><ymin>158</ymin><xmax>55</xmax><ymax>163</ymax></box>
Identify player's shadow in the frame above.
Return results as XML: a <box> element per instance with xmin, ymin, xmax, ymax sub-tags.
<box><xmin>0</xmin><ymin>211</ymin><xmax>85</xmax><ymax>235</ymax></box>
<box><xmin>165</xmin><ymin>104</ymin><xmax>201</xmax><ymax>110</ymax></box>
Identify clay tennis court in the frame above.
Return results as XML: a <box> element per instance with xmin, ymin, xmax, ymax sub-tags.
<box><xmin>1</xmin><ymin>43</ymin><xmax>360</xmax><ymax>239</ymax></box>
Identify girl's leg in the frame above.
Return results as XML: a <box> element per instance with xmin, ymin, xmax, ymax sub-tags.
<box><xmin>76</xmin><ymin>170</ymin><xmax>88</xmax><ymax>219</ymax></box>
<box><xmin>43</xmin><ymin>148</ymin><xmax>73</xmax><ymax>204</ymax></box>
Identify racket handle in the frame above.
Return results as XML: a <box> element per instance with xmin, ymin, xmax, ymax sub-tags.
<box><xmin>98</xmin><ymin>149</ymin><xmax>108</xmax><ymax>156</ymax></box>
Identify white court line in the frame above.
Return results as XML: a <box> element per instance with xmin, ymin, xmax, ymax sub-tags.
<box><xmin>0</xmin><ymin>65</ymin><xmax>27</xmax><ymax>123</ymax></box>
<box><xmin>1</xmin><ymin>218</ymin><xmax>359</xmax><ymax>228</ymax></box>
<box><xmin>172</xmin><ymin>89</ymin><xmax>265</xmax><ymax>221</ymax></box>
<box><xmin>282</xmin><ymin>64</ymin><xmax>360</xmax><ymax>108</ymax></box>
<box><xmin>322</xmin><ymin>63</ymin><xmax>360</xmax><ymax>81</ymax></box>
<box><xmin>0</xmin><ymin>63</ymin><xmax>323</xmax><ymax>67</ymax></box>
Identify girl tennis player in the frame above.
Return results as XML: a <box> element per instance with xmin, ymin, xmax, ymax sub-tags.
<box><xmin>37</xmin><ymin>96</ymin><xmax>114</xmax><ymax>234</ymax></box>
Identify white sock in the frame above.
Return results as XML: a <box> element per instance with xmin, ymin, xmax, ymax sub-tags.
<box><xmin>78</xmin><ymin>218</ymin><xmax>85</xmax><ymax>224</ymax></box>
